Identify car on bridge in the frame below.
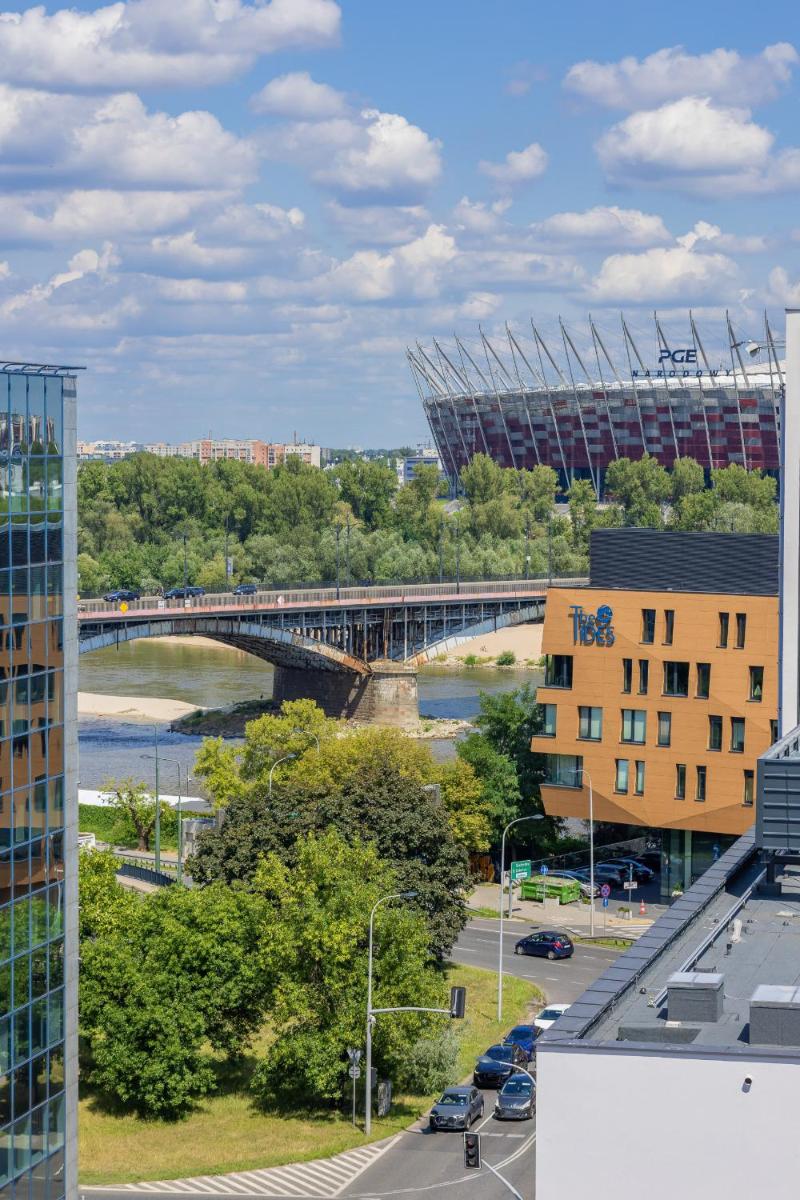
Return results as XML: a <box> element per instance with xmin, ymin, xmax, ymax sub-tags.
<box><xmin>163</xmin><ymin>586</ymin><xmax>206</xmax><ymax>599</ymax></box>
<box><xmin>102</xmin><ymin>588</ymin><xmax>141</xmax><ymax>603</ymax></box>
<box><xmin>428</xmin><ymin>1086</ymin><xmax>484</xmax><ymax>1131</ymax></box>
<box><xmin>233</xmin><ymin>582</ymin><xmax>258</xmax><ymax>596</ymax></box>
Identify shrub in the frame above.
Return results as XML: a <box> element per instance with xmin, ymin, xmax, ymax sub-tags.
<box><xmin>463</xmin><ymin>654</ymin><xmax>479</xmax><ymax>666</ymax></box>
<box><xmin>496</xmin><ymin>650</ymin><xmax>516</xmax><ymax>666</ymax></box>
<box><xmin>395</xmin><ymin>1027</ymin><xmax>459</xmax><ymax>1094</ymax></box>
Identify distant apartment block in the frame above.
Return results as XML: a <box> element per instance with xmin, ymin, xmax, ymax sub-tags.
<box><xmin>143</xmin><ymin>439</ymin><xmax>321</xmax><ymax>469</ymax></box>
<box><xmin>77</xmin><ymin>440</ymin><xmax>142</xmax><ymax>461</ymax></box>
<box><xmin>398</xmin><ymin>446</ymin><xmax>444</xmax><ymax>486</ymax></box>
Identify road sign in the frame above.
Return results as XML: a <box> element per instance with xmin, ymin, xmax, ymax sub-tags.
<box><xmin>602</xmin><ymin>897</ymin><xmax>609</xmax><ymax>909</ymax></box>
<box><xmin>346</xmin><ymin>1047</ymin><xmax>362</xmax><ymax>1065</ymax></box>
<box><xmin>600</xmin><ymin>883</ymin><xmax>611</xmax><ymax>898</ymax></box>
<box><xmin>623</xmin><ymin>881</ymin><xmax>637</xmax><ymax>890</ymax></box>
<box><xmin>348</xmin><ymin>1065</ymin><xmax>361</xmax><ymax>1080</ymax></box>
<box><xmin>120</xmin><ymin>601</ymin><xmax>128</xmax><ymax>614</ymax></box>
<box><xmin>540</xmin><ymin>864</ymin><xmax>549</xmax><ymax>876</ymax></box>
<box><xmin>510</xmin><ymin>859</ymin><xmax>532</xmax><ymax>882</ymax></box>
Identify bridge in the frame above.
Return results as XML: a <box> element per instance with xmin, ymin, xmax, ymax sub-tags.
<box><xmin>78</xmin><ymin>577</ymin><xmax>585</xmax><ymax>724</ymax></box>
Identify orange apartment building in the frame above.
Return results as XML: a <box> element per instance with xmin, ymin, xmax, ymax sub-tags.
<box><xmin>532</xmin><ymin>529</ymin><xmax>779</xmax><ymax>894</ymax></box>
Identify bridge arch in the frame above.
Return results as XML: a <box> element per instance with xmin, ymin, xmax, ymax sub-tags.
<box><xmin>78</xmin><ymin>617</ymin><xmax>371</xmax><ymax>675</ymax></box>
<box><xmin>407</xmin><ymin>602</ymin><xmax>544</xmax><ymax>665</ymax></box>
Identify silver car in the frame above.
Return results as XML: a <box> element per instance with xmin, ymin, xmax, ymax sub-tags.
<box><xmin>429</xmin><ymin>1085</ymin><xmax>484</xmax><ymax>1131</ymax></box>
<box><xmin>495</xmin><ymin>1075</ymin><xmax>535</xmax><ymax>1121</ymax></box>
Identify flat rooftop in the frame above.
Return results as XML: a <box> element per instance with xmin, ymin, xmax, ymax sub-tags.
<box><xmin>541</xmin><ymin>831</ymin><xmax>800</xmax><ymax>1058</ymax></box>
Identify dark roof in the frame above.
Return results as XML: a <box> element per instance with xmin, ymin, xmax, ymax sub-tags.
<box><xmin>588</xmin><ymin>528</ymin><xmax>778</xmax><ymax>596</ymax></box>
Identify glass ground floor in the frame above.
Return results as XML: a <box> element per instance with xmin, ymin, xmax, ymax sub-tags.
<box><xmin>661</xmin><ymin>829</ymin><xmax>737</xmax><ymax>900</ymax></box>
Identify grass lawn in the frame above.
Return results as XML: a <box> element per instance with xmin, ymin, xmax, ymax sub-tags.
<box><xmin>79</xmin><ymin>803</ymin><xmax>183</xmax><ymax>852</ymax></box>
<box><xmin>79</xmin><ymin>962</ymin><xmax>542</xmax><ymax>1186</ymax></box>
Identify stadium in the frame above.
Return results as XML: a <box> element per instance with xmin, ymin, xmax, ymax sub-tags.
<box><xmin>408</xmin><ymin>314</ymin><xmax>785</xmax><ymax>496</ymax></box>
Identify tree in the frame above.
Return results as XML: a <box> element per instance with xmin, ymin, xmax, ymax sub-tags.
<box><xmin>567</xmin><ymin>479</ymin><xmax>598</xmax><ymax>550</ymax></box>
<box><xmin>605</xmin><ymin>455</ymin><xmax>669</xmax><ymax>527</ymax></box>
<box><xmin>249</xmin><ymin>830</ymin><xmax>446</xmax><ymax>1106</ymax></box>
<box><xmin>100</xmin><ymin>777</ymin><xmax>175</xmax><ymax>851</ymax></box>
<box><xmin>460</xmin><ymin>453</ymin><xmax>507</xmax><ymax>505</ymax></box>
<box><xmin>670</xmin><ymin>456</ymin><xmax>705</xmax><ymax>502</ymax></box>
<box><xmin>189</xmin><ymin>724</ymin><xmax>471</xmax><ymax>956</ymax></box>
<box><xmin>334</xmin><ymin>459</ymin><xmax>397</xmax><ymax>528</ymax></box>
<box><xmin>77</xmin><ymin>552</ymin><xmax>109</xmax><ymax>597</ymax></box>
<box><xmin>456</xmin><ymin>733</ymin><xmax>521</xmax><ymax>845</ymax></box>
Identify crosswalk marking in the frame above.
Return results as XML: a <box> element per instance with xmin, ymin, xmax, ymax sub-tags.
<box><xmin>87</xmin><ymin>1136</ymin><xmax>402</xmax><ymax>1198</ymax></box>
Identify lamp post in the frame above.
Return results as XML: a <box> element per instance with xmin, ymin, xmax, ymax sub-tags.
<box><xmin>365</xmin><ymin>890</ymin><xmax>417</xmax><ymax>1135</ymax></box>
<box><xmin>497</xmin><ymin>814</ymin><xmax>544</xmax><ymax>1020</ymax></box>
<box><xmin>268</xmin><ymin>752</ymin><xmax>296</xmax><ymax>798</ymax></box>
<box><xmin>335</xmin><ymin>524</ymin><xmax>341</xmax><ymax>599</ymax></box>
<box><xmin>182</xmin><ymin>531</ymin><xmax>189</xmax><ymax>594</ymax></box>
<box><xmin>293</xmin><ymin>728</ymin><xmax>320</xmax><ymax>753</ymax></box>
<box><xmin>524</xmin><ymin>520</ymin><xmax>531</xmax><ymax>581</ymax></box>
<box><xmin>569</xmin><ymin>767</ymin><xmax>595</xmax><ymax>937</ymax></box>
<box><xmin>455</xmin><ymin>516</ymin><xmax>461</xmax><ymax>594</ymax></box>
<box><xmin>439</xmin><ymin>517</ymin><xmax>444</xmax><ymax>584</ymax></box>
<box><xmin>142</xmin><ymin>725</ymin><xmax>160</xmax><ymax>873</ymax></box>
<box><xmin>345</xmin><ymin>515</ymin><xmax>351</xmax><ymax>588</ymax></box>
<box><xmin>547</xmin><ymin>515</ymin><xmax>553</xmax><ymax>586</ymax></box>
<box><xmin>141</xmin><ymin>753</ymin><xmax>189</xmax><ymax>884</ymax></box>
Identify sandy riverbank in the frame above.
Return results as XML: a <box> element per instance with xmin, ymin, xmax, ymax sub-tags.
<box><xmin>431</xmin><ymin>622</ymin><xmax>543</xmax><ymax>667</ymax></box>
<box><xmin>78</xmin><ymin>692</ymin><xmax>204</xmax><ymax>722</ymax></box>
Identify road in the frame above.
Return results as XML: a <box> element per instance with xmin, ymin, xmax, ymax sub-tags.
<box><xmin>84</xmin><ymin>923</ymin><xmax>619</xmax><ymax>1200</ymax></box>
<box><xmin>452</xmin><ymin>917</ymin><xmax>622</xmax><ymax>1004</ymax></box>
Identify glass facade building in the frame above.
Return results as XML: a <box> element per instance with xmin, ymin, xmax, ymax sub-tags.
<box><xmin>0</xmin><ymin>368</ymin><xmax>77</xmax><ymax>1200</ymax></box>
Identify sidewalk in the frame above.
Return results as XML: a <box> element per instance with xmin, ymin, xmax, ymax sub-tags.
<box><xmin>468</xmin><ymin>882</ymin><xmax>665</xmax><ymax>937</ymax></box>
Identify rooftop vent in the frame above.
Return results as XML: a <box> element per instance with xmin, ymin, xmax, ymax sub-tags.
<box><xmin>667</xmin><ymin>971</ymin><xmax>724</xmax><ymax>1023</ymax></box>
<box><xmin>750</xmin><ymin>985</ymin><xmax>800</xmax><ymax>1047</ymax></box>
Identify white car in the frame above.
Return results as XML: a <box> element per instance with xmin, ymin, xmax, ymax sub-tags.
<box><xmin>533</xmin><ymin>1003</ymin><xmax>571</xmax><ymax>1031</ymax></box>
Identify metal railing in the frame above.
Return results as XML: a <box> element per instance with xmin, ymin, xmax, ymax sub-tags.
<box><xmin>77</xmin><ymin>575</ymin><xmax>588</xmax><ymax>618</ymax></box>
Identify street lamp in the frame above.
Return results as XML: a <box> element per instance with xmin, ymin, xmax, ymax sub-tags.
<box><xmin>455</xmin><ymin>516</ymin><xmax>461</xmax><ymax>594</ymax></box>
<box><xmin>293</xmin><ymin>728</ymin><xmax>320</xmax><ymax>753</ymax></box>
<box><xmin>345</xmin><ymin>515</ymin><xmax>351</xmax><ymax>588</ymax></box>
<box><xmin>141</xmin><ymin>753</ymin><xmax>189</xmax><ymax>884</ymax></box>
<box><xmin>335</xmin><ymin>524</ymin><xmax>341</xmax><ymax>600</ymax></box>
<box><xmin>365</xmin><ymin>890</ymin><xmax>417</xmax><ymax>1135</ymax></box>
<box><xmin>182</xmin><ymin>531</ymin><xmax>189</xmax><ymax>594</ymax></box>
<box><xmin>139</xmin><ymin>725</ymin><xmax>161</xmax><ymax>873</ymax></box>
<box><xmin>569</xmin><ymin>767</ymin><xmax>596</xmax><ymax>937</ymax></box>
<box><xmin>524</xmin><ymin>520</ymin><xmax>531</xmax><ymax>581</ymax></box>
<box><xmin>438</xmin><ymin>517</ymin><xmax>444</xmax><ymax>585</ymax></box>
<box><xmin>497</xmin><ymin>814</ymin><xmax>544</xmax><ymax>1021</ymax></box>
<box><xmin>268</xmin><ymin>752</ymin><xmax>296</xmax><ymax>798</ymax></box>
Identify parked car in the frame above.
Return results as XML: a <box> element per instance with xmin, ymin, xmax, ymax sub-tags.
<box><xmin>233</xmin><ymin>582</ymin><xmax>258</xmax><ymax>595</ymax></box>
<box><xmin>557</xmin><ymin>869</ymin><xmax>600</xmax><ymax>898</ymax></box>
<box><xmin>494</xmin><ymin>1075</ymin><xmax>535</xmax><ymax>1121</ymax></box>
<box><xmin>473</xmin><ymin>1043</ymin><xmax>528</xmax><ymax>1088</ymax></box>
<box><xmin>163</xmin><ymin>585</ymin><xmax>206</xmax><ymax>599</ymax></box>
<box><xmin>102</xmin><ymin>588</ymin><xmax>140</xmax><ymax>603</ymax></box>
<box><xmin>591</xmin><ymin>863</ymin><xmax>626</xmax><ymax>887</ymax></box>
<box><xmin>612</xmin><ymin>857</ymin><xmax>656</xmax><ymax>882</ymax></box>
<box><xmin>502</xmin><ymin>1024</ymin><xmax>538</xmax><ymax>1060</ymax></box>
<box><xmin>428</xmin><ymin>1086</ymin><xmax>484</xmax><ymax>1131</ymax></box>
<box><xmin>638</xmin><ymin>850</ymin><xmax>662</xmax><ymax>872</ymax></box>
<box><xmin>514</xmin><ymin>931</ymin><xmax>574</xmax><ymax>960</ymax></box>
<box><xmin>532</xmin><ymin>1003</ymin><xmax>571</xmax><ymax>1032</ymax></box>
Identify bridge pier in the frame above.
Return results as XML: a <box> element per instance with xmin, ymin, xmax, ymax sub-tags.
<box><xmin>272</xmin><ymin>660</ymin><xmax>419</xmax><ymax>728</ymax></box>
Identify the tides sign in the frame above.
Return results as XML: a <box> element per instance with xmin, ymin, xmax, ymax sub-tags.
<box><xmin>632</xmin><ymin>348</ymin><xmax>726</xmax><ymax>379</ymax></box>
<box><xmin>570</xmin><ymin>604</ymin><xmax>615</xmax><ymax>647</ymax></box>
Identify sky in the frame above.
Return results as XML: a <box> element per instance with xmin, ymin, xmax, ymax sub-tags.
<box><xmin>0</xmin><ymin>0</ymin><xmax>798</xmax><ymax>446</ymax></box>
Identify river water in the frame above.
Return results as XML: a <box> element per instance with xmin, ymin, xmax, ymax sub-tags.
<box><xmin>78</xmin><ymin>640</ymin><xmax>541</xmax><ymax>796</ymax></box>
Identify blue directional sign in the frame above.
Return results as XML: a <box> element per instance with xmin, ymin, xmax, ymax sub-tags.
<box><xmin>602</xmin><ymin>897</ymin><xmax>609</xmax><ymax>909</ymax></box>
<box><xmin>540</xmin><ymin>864</ymin><xmax>549</xmax><ymax>876</ymax></box>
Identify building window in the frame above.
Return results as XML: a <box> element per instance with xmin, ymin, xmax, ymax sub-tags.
<box><xmin>544</xmin><ymin>754</ymin><xmax>582</xmax><ymax>787</ymax></box>
<box><xmin>622</xmin><ymin>658</ymin><xmax>632</xmax><ymax>694</ymax></box>
<box><xmin>657</xmin><ymin>711</ymin><xmax>672</xmax><ymax>747</ymax></box>
<box><xmin>735</xmin><ymin>613</ymin><xmax>747</xmax><ymax>649</ymax></box>
<box><xmin>718</xmin><ymin>612</ymin><xmax>729</xmax><ymax>648</ymax></box>
<box><xmin>615</xmin><ymin>759</ymin><xmax>629</xmax><ymax>794</ymax></box>
<box><xmin>641</xmin><ymin>609</ymin><xmax>656</xmax><ymax>644</ymax></box>
<box><xmin>540</xmin><ymin>704</ymin><xmax>557</xmax><ymax>737</ymax></box>
<box><xmin>638</xmin><ymin>660</ymin><xmax>649</xmax><ymax>695</ymax></box>
<box><xmin>771</xmin><ymin>719</ymin><xmax>779</xmax><ymax>743</ymax></box>
<box><xmin>635</xmin><ymin>760</ymin><xmax>645</xmax><ymax>795</ymax></box>
<box><xmin>743</xmin><ymin>770</ymin><xmax>754</xmax><ymax>806</ymax></box>
<box><xmin>676</xmin><ymin>764</ymin><xmax>686</xmax><ymax>799</ymax></box>
<box><xmin>545</xmin><ymin>654</ymin><xmax>572</xmax><ymax>689</ymax></box>
<box><xmin>749</xmin><ymin>666</ymin><xmax>764</xmax><ymax>702</ymax></box>
<box><xmin>708</xmin><ymin>715</ymin><xmax>723</xmax><ymax>751</ymax></box>
<box><xmin>730</xmin><ymin>717</ymin><xmax>745</xmax><ymax>753</ymax></box>
<box><xmin>663</xmin><ymin>609</ymin><xmax>675</xmax><ymax>645</ymax></box>
<box><xmin>663</xmin><ymin>661</ymin><xmax>690</xmax><ymax>697</ymax></box>
<box><xmin>621</xmin><ymin>708</ymin><xmax>646</xmax><ymax>744</ymax></box>
<box><xmin>696</xmin><ymin>663</ymin><xmax>711</xmax><ymax>699</ymax></box>
<box><xmin>578</xmin><ymin>706</ymin><xmax>602</xmax><ymax>740</ymax></box>
<box><xmin>696</xmin><ymin>765</ymin><xmax>707</xmax><ymax>802</ymax></box>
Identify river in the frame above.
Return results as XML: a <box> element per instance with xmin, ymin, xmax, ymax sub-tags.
<box><xmin>78</xmin><ymin>639</ymin><xmax>541</xmax><ymax>797</ymax></box>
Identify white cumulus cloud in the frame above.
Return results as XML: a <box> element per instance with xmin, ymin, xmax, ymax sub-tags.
<box><xmin>479</xmin><ymin>142</ymin><xmax>548</xmax><ymax>185</ymax></box>
<box><xmin>531</xmin><ymin>205</ymin><xmax>671</xmax><ymax>248</ymax></box>
<box><xmin>325</xmin><ymin>201</ymin><xmax>431</xmax><ymax>246</ymax></box>
<box><xmin>0</xmin><ymin>0</ymin><xmax>341</xmax><ymax>90</ymax></box>
<box><xmin>251</xmin><ymin>71</ymin><xmax>347</xmax><ymax>118</ymax></box>
<box><xmin>565</xmin><ymin>42</ymin><xmax>798</xmax><ymax>109</ymax></box>
<box><xmin>588</xmin><ymin>244</ymin><xmax>739</xmax><ymax>304</ymax></box>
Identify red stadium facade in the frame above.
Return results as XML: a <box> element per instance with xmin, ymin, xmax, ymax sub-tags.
<box><xmin>408</xmin><ymin>314</ymin><xmax>784</xmax><ymax>496</ymax></box>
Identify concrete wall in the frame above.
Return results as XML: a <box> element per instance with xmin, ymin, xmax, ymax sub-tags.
<box><xmin>536</xmin><ymin>1044</ymin><xmax>800</xmax><ymax>1199</ymax></box>
<box><xmin>62</xmin><ymin>377</ymin><xmax>80</xmax><ymax>1198</ymax></box>
<box><xmin>272</xmin><ymin>662</ymin><xmax>418</xmax><ymax>727</ymax></box>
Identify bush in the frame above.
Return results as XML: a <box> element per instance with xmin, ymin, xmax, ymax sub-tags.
<box><xmin>395</xmin><ymin>1027</ymin><xmax>459</xmax><ymax>1094</ymax></box>
<box><xmin>496</xmin><ymin>650</ymin><xmax>516</xmax><ymax>666</ymax></box>
<box><xmin>463</xmin><ymin>654</ymin><xmax>479</xmax><ymax>666</ymax></box>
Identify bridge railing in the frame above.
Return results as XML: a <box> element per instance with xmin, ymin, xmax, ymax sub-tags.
<box><xmin>77</xmin><ymin>576</ymin><xmax>588</xmax><ymax>618</ymax></box>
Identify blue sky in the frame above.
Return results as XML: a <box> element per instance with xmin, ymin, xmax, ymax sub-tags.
<box><xmin>0</xmin><ymin>0</ymin><xmax>797</xmax><ymax>445</ymax></box>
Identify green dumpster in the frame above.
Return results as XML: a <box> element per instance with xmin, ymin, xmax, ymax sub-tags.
<box><xmin>519</xmin><ymin>875</ymin><xmax>580</xmax><ymax>904</ymax></box>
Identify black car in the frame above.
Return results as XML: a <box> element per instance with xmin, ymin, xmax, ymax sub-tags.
<box><xmin>473</xmin><ymin>1042</ymin><xmax>528</xmax><ymax>1088</ymax></box>
<box><xmin>514</xmin><ymin>931</ymin><xmax>573</xmax><ymax>960</ymax></box>
<box><xmin>611</xmin><ymin>858</ymin><xmax>656</xmax><ymax>883</ymax></box>
<box><xmin>494</xmin><ymin>1074</ymin><xmax>535</xmax><ymax>1121</ymax></box>
<box><xmin>103</xmin><ymin>588</ymin><xmax>140</xmax><ymax>603</ymax></box>
<box><xmin>163</xmin><ymin>586</ymin><xmax>206</xmax><ymax>599</ymax></box>
<box><xmin>233</xmin><ymin>583</ymin><xmax>258</xmax><ymax>596</ymax></box>
<box><xmin>428</xmin><ymin>1086</ymin><xmax>484</xmax><ymax>1131</ymax></box>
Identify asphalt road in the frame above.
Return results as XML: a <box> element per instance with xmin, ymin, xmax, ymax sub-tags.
<box><xmin>451</xmin><ymin>917</ymin><xmax>622</xmax><ymax>1004</ymax></box>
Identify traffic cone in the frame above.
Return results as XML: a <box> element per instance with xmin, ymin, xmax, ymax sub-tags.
<box><xmin>639</xmin><ymin>898</ymin><xmax>646</xmax><ymax>916</ymax></box>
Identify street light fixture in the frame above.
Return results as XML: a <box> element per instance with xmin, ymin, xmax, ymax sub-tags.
<box><xmin>141</xmin><ymin>753</ymin><xmax>189</xmax><ymax>884</ymax></box>
<box><xmin>139</xmin><ymin>725</ymin><xmax>162</xmax><ymax>873</ymax></box>
<box><xmin>292</xmin><ymin>728</ymin><xmax>320</xmax><ymax>753</ymax></box>
<box><xmin>365</xmin><ymin>890</ymin><xmax>417</xmax><ymax>1135</ymax></box>
<box><xmin>268</xmin><ymin>752</ymin><xmax>296</xmax><ymax>798</ymax></box>
<box><xmin>569</xmin><ymin>767</ymin><xmax>596</xmax><ymax>937</ymax></box>
<box><xmin>497</xmin><ymin>814</ymin><xmax>544</xmax><ymax>1021</ymax></box>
